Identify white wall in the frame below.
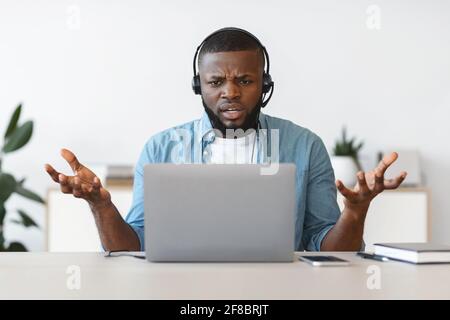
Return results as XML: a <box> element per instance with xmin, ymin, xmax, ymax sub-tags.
<box><xmin>1</xmin><ymin>0</ymin><xmax>449</xmax><ymax>251</ymax></box>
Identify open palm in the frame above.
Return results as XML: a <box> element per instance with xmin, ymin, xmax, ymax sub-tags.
<box><xmin>45</xmin><ymin>148</ymin><xmax>111</xmax><ymax>207</ymax></box>
<box><xmin>336</xmin><ymin>152</ymin><xmax>407</xmax><ymax>209</ymax></box>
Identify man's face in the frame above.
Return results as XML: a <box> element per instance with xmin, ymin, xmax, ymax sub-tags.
<box><xmin>199</xmin><ymin>50</ymin><xmax>264</xmax><ymax>132</ymax></box>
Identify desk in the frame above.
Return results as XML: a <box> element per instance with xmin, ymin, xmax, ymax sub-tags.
<box><xmin>46</xmin><ymin>187</ymin><xmax>430</xmax><ymax>252</ymax></box>
<box><xmin>0</xmin><ymin>252</ymin><xmax>449</xmax><ymax>299</ymax></box>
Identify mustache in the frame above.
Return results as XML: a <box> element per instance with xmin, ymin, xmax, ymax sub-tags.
<box><xmin>202</xmin><ymin>98</ymin><xmax>262</xmax><ymax>135</ymax></box>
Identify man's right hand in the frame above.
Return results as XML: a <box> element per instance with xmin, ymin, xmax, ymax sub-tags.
<box><xmin>45</xmin><ymin>148</ymin><xmax>111</xmax><ymax>209</ymax></box>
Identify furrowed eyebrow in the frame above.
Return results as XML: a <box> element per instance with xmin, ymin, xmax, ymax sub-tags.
<box><xmin>236</xmin><ymin>74</ymin><xmax>253</xmax><ymax>79</ymax></box>
<box><xmin>206</xmin><ymin>74</ymin><xmax>255</xmax><ymax>80</ymax></box>
<box><xmin>208</xmin><ymin>75</ymin><xmax>224</xmax><ymax>80</ymax></box>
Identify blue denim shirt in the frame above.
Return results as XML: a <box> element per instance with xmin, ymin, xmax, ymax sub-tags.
<box><xmin>125</xmin><ymin>111</ymin><xmax>341</xmax><ymax>251</ymax></box>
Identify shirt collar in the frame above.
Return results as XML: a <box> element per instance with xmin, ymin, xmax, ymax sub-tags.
<box><xmin>197</xmin><ymin>111</ymin><xmax>215</xmax><ymax>145</ymax></box>
<box><xmin>197</xmin><ymin>110</ymin><xmax>268</xmax><ymax>145</ymax></box>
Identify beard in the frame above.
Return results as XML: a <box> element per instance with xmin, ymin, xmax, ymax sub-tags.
<box><xmin>202</xmin><ymin>98</ymin><xmax>262</xmax><ymax>136</ymax></box>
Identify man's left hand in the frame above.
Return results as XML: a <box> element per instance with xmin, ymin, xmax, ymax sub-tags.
<box><xmin>336</xmin><ymin>152</ymin><xmax>407</xmax><ymax>218</ymax></box>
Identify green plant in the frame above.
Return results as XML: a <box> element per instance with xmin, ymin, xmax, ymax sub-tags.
<box><xmin>333</xmin><ymin>126</ymin><xmax>364</xmax><ymax>171</ymax></box>
<box><xmin>0</xmin><ymin>104</ymin><xmax>44</xmax><ymax>251</ymax></box>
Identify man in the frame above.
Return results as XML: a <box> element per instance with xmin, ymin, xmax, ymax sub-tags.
<box><xmin>45</xmin><ymin>28</ymin><xmax>407</xmax><ymax>252</ymax></box>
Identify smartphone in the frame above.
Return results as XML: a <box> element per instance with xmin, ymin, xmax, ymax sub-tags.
<box><xmin>299</xmin><ymin>255</ymin><xmax>350</xmax><ymax>266</ymax></box>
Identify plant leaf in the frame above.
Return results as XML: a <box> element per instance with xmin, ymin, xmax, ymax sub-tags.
<box><xmin>348</xmin><ymin>138</ymin><xmax>355</xmax><ymax>149</ymax></box>
<box><xmin>0</xmin><ymin>173</ymin><xmax>16</xmax><ymax>202</ymax></box>
<box><xmin>14</xmin><ymin>184</ymin><xmax>45</xmax><ymax>204</ymax></box>
<box><xmin>333</xmin><ymin>126</ymin><xmax>364</xmax><ymax>157</ymax></box>
<box><xmin>6</xmin><ymin>242</ymin><xmax>28</xmax><ymax>252</ymax></box>
<box><xmin>356</xmin><ymin>142</ymin><xmax>364</xmax><ymax>151</ymax></box>
<box><xmin>4</xmin><ymin>103</ymin><xmax>22</xmax><ymax>139</ymax></box>
<box><xmin>0</xmin><ymin>204</ymin><xmax>6</xmax><ymax>227</ymax></box>
<box><xmin>0</xmin><ymin>231</ymin><xmax>5</xmax><ymax>250</ymax></box>
<box><xmin>13</xmin><ymin>209</ymin><xmax>39</xmax><ymax>228</ymax></box>
<box><xmin>353</xmin><ymin>156</ymin><xmax>363</xmax><ymax>171</ymax></box>
<box><xmin>342</xmin><ymin>126</ymin><xmax>347</xmax><ymax>143</ymax></box>
<box><xmin>2</xmin><ymin>121</ymin><xmax>33</xmax><ymax>153</ymax></box>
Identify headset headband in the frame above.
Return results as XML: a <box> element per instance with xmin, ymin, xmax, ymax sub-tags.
<box><xmin>192</xmin><ymin>27</ymin><xmax>270</xmax><ymax>76</ymax></box>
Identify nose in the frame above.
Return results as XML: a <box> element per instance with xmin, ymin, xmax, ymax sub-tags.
<box><xmin>221</xmin><ymin>80</ymin><xmax>241</xmax><ymax>100</ymax></box>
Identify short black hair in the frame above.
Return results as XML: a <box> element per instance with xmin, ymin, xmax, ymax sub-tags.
<box><xmin>198</xmin><ymin>29</ymin><xmax>265</xmax><ymax>67</ymax></box>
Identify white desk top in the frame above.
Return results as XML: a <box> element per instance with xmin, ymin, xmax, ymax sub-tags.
<box><xmin>1</xmin><ymin>252</ymin><xmax>449</xmax><ymax>299</ymax></box>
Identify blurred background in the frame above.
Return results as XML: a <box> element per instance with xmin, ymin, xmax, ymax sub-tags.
<box><xmin>1</xmin><ymin>0</ymin><xmax>449</xmax><ymax>251</ymax></box>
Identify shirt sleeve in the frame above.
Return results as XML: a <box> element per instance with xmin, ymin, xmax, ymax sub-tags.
<box><xmin>125</xmin><ymin>139</ymin><xmax>156</xmax><ymax>251</ymax></box>
<box><xmin>302</xmin><ymin>136</ymin><xmax>341</xmax><ymax>251</ymax></box>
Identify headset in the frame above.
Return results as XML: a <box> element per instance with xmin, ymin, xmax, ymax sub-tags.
<box><xmin>191</xmin><ymin>27</ymin><xmax>274</xmax><ymax>108</ymax></box>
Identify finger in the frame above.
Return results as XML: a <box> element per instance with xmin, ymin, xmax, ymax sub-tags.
<box><xmin>72</xmin><ymin>177</ymin><xmax>83</xmax><ymax>198</ymax></box>
<box><xmin>58</xmin><ymin>174</ymin><xmax>73</xmax><ymax>194</ymax></box>
<box><xmin>91</xmin><ymin>177</ymin><xmax>102</xmax><ymax>192</ymax></box>
<box><xmin>336</xmin><ymin>180</ymin><xmax>358</xmax><ymax>198</ymax></box>
<box><xmin>44</xmin><ymin>164</ymin><xmax>60</xmax><ymax>183</ymax></box>
<box><xmin>89</xmin><ymin>177</ymin><xmax>102</xmax><ymax>197</ymax></box>
<box><xmin>60</xmin><ymin>148</ymin><xmax>83</xmax><ymax>173</ymax></box>
<box><xmin>93</xmin><ymin>176</ymin><xmax>102</xmax><ymax>188</ymax></box>
<box><xmin>356</xmin><ymin>171</ymin><xmax>370</xmax><ymax>196</ymax></box>
<box><xmin>384</xmin><ymin>171</ymin><xmax>407</xmax><ymax>189</ymax></box>
<box><xmin>374</xmin><ymin>170</ymin><xmax>385</xmax><ymax>193</ymax></box>
<box><xmin>80</xmin><ymin>183</ymin><xmax>95</xmax><ymax>200</ymax></box>
<box><xmin>375</xmin><ymin>152</ymin><xmax>398</xmax><ymax>176</ymax></box>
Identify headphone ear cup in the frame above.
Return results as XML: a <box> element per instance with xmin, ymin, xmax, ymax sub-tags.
<box><xmin>192</xmin><ymin>75</ymin><xmax>201</xmax><ymax>95</ymax></box>
<box><xmin>262</xmin><ymin>73</ymin><xmax>273</xmax><ymax>94</ymax></box>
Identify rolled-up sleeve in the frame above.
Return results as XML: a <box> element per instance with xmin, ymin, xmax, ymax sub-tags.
<box><xmin>125</xmin><ymin>139</ymin><xmax>156</xmax><ymax>251</ymax></box>
<box><xmin>302</xmin><ymin>137</ymin><xmax>341</xmax><ymax>251</ymax></box>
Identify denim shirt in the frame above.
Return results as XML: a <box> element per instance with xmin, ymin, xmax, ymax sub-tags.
<box><xmin>125</xmin><ymin>111</ymin><xmax>341</xmax><ymax>251</ymax></box>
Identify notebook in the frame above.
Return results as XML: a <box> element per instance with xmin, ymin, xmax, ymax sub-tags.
<box><xmin>374</xmin><ymin>243</ymin><xmax>450</xmax><ymax>264</ymax></box>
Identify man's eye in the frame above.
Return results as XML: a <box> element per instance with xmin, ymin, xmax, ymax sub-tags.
<box><xmin>209</xmin><ymin>80</ymin><xmax>222</xmax><ymax>87</ymax></box>
<box><xmin>239</xmin><ymin>79</ymin><xmax>252</xmax><ymax>85</ymax></box>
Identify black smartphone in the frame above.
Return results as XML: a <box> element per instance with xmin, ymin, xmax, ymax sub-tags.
<box><xmin>298</xmin><ymin>255</ymin><xmax>350</xmax><ymax>266</ymax></box>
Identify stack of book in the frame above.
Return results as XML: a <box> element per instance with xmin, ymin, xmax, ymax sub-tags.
<box><xmin>104</xmin><ymin>165</ymin><xmax>134</xmax><ymax>187</ymax></box>
<box><xmin>373</xmin><ymin>243</ymin><xmax>450</xmax><ymax>264</ymax></box>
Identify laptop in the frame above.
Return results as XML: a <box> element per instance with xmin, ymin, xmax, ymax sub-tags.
<box><xmin>144</xmin><ymin>164</ymin><xmax>296</xmax><ymax>262</ymax></box>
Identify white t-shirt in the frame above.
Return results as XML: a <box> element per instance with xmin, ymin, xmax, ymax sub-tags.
<box><xmin>207</xmin><ymin>131</ymin><xmax>257</xmax><ymax>164</ymax></box>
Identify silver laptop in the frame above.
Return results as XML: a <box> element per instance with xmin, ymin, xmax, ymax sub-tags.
<box><xmin>144</xmin><ymin>164</ymin><xmax>296</xmax><ymax>262</ymax></box>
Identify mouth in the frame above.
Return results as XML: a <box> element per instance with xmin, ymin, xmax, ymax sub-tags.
<box><xmin>220</xmin><ymin>104</ymin><xmax>245</xmax><ymax>121</ymax></box>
